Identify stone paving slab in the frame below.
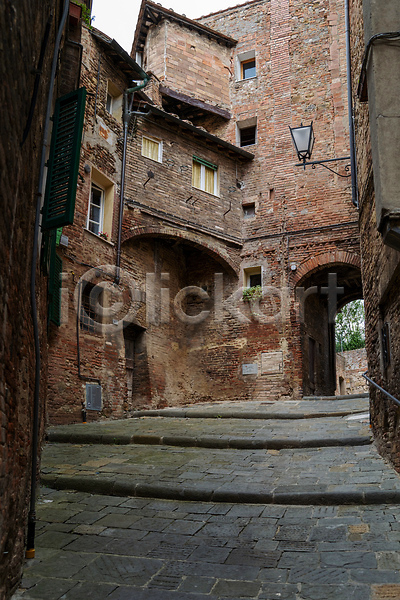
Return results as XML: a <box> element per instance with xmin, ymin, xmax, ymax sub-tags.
<box><xmin>47</xmin><ymin>413</ymin><xmax>372</xmax><ymax>450</ymax></box>
<box><xmin>41</xmin><ymin>441</ymin><xmax>400</xmax><ymax>505</ymax></box>
<box><xmin>11</xmin><ymin>487</ymin><xmax>400</xmax><ymax>600</ymax></box>
<box><xmin>130</xmin><ymin>396</ymin><xmax>370</xmax><ymax>420</ymax></box>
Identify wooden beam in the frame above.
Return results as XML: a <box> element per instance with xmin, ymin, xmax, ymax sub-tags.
<box><xmin>159</xmin><ymin>85</ymin><xmax>231</xmax><ymax>120</ymax></box>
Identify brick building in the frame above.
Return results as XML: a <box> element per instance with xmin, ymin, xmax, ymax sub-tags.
<box><xmin>1</xmin><ymin>1</ymin><xmax>90</xmax><ymax>596</ymax></box>
<box><xmin>349</xmin><ymin>0</ymin><xmax>400</xmax><ymax>470</ymax></box>
<box><xmin>46</xmin><ymin>0</ymin><xmax>361</xmax><ymax>425</ymax></box>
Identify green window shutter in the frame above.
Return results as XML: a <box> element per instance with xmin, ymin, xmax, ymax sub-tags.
<box><xmin>42</xmin><ymin>87</ymin><xmax>87</xmax><ymax>229</ymax></box>
<box><xmin>192</xmin><ymin>155</ymin><xmax>218</xmax><ymax>170</ymax></box>
<box><xmin>48</xmin><ymin>240</ymin><xmax>63</xmax><ymax>326</ymax></box>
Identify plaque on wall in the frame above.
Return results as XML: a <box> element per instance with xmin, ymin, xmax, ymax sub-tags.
<box><xmin>242</xmin><ymin>363</ymin><xmax>258</xmax><ymax>375</ymax></box>
<box><xmin>261</xmin><ymin>351</ymin><xmax>283</xmax><ymax>375</ymax></box>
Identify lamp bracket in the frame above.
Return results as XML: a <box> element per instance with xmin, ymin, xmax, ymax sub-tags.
<box><xmin>295</xmin><ymin>156</ymin><xmax>351</xmax><ymax>177</ymax></box>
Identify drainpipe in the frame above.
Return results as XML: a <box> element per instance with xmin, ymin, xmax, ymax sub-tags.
<box><xmin>26</xmin><ymin>0</ymin><xmax>70</xmax><ymax>560</ymax></box>
<box><xmin>115</xmin><ymin>77</ymin><xmax>149</xmax><ymax>285</ymax></box>
<box><xmin>345</xmin><ymin>0</ymin><xmax>359</xmax><ymax>208</ymax></box>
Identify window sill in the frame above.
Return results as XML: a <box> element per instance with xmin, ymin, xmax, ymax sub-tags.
<box><xmin>141</xmin><ymin>154</ymin><xmax>162</xmax><ymax>164</ymax></box>
<box><xmin>83</xmin><ymin>228</ymin><xmax>114</xmax><ymax>246</ymax></box>
<box><xmin>192</xmin><ymin>186</ymin><xmax>220</xmax><ymax>199</ymax></box>
<box><xmin>236</xmin><ymin>76</ymin><xmax>258</xmax><ymax>83</ymax></box>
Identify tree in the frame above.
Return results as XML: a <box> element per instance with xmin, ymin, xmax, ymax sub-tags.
<box><xmin>335</xmin><ymin>299</ymin><xmax>365</xmax><ymax>352</ymax></box>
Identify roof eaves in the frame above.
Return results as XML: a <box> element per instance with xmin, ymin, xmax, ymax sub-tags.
<box><xmin>91</xmin><ymin>28</ymin><xmax>147</xmax><ymax>80</ymax></box>
<box><xmin>139</xmin><ymin>105</ymin><xmax>253</xmax><ymax>161</ymax></box>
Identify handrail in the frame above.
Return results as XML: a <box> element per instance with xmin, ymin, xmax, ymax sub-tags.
<box><xmin>362</xmin><ymin>371</ymin><xmax>400</xmax><ymax>408</ymax></box>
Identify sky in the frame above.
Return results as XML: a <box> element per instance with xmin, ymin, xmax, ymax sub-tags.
<box><xmin>91</xmin><ymin>0</ymin><xmax>237</xmax><ymax>52</ymax></box>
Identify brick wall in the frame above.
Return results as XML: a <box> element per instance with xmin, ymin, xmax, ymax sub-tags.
<box><xmin>48</xmin><ymin>0</ymin><xmax>363</xmax><ymax>426</ymax></box>
<box><xmin>0</xmin><ymin>1</ymin><xmax>65</xmax><ymax>596</ymax></box>
<box><xmin>144</xmin><ymin>19</ymin><xmax>232</xmax><ymax>109</ymax></box>
<box><xmin>199</xmin><ymin>0</ymin><xmax>360</xmax><ymax>399</ymax></box>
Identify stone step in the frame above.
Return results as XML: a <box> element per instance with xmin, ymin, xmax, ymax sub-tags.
<box><xmin>47</xmin><ymin>414</ymin><xmax>371</xmax><ymax>450</ymax></box>
<box><xmin>40</xmin><ymin>441</ymin><xmax>400</xmax><ymax>505</ymax></box>
<box><xmin>130</xmin><ymin>396</ymin><xmax>369</xmax><ymax>420</ymax></box>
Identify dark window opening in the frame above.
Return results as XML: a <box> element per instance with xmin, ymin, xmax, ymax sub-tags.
<box><xmin>249</xmin><ymin>273</ymin><xmax>261</xmax><ymax>287</ymax></box>
<box><xmin>106</xmin><ymin>93</ymin><xmax>113</xmax><ymax>113</ymax></box>
<box><xmin>382</xmin><ymin>322</ymin><xmax>391</xmax><ymax>369</ymax></box>
<box><xmin>243</xmin><ymin>203</ymin><xmax>255</xmax><ymax>219</ymax></box>
<box><xmin>240</xmin><ymin>126</ymin><xmax>256</xmax><ymax>147</ymax></box>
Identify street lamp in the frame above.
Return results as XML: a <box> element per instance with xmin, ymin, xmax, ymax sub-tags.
<box><xmin>289</xmin><ymin>121</ymin><xmax>351</xmax><ymax>177</ymax></box>
<box><xmin>289</xmin><ymin>122</ymin><xmax>315</xmax><ymax>163</ymax></box>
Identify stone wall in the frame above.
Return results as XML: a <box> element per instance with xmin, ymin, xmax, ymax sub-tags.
<box><xmin>336</xmin><ymin>348</ymin><xmax>368</xmax><ymax>395</ymax></box>
<box><xmin>349</xmin><ymin>0</ymin><xmax>400</xmax><ymax>470</ymax></box>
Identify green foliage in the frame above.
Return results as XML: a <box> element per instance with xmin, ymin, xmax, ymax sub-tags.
<box><xmin>335</xmin><ymin>299</ymin><xmax>365</xmax><ymax>352</ymax></box>
<box><xmin>242</xmin><ymin>285</ymin><xmax>262</xmax><ymax>302</ymax></box>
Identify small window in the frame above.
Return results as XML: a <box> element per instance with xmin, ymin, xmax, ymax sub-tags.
<box><xmin>237</xmin><ymin>117</ymin><xmax>257</xmax><ymax>147</ymax></box>
<box><xmin>106</xmin><ymin>81</ymin><xmax>123</xmax><ymax>119</ymax></box>
<box><xmin>80</xmin><ymin>282</ymin><xmax>103</xmax><ymax>333</ymax></box>
<box><xmin>86</xmin><ymin>168</ymin><xmax>115</xmax><ymax>239</ymax></box>
<box><xmin>87</xmin><ymin>183</ymin><xmax>104</xmax><ymax>235</ymax></box>
<box><xmin>240</xmin><ymin>126</ymin><xmax>256</xmax><ymax>147</ymax></box>
<box><xmin>243</xmin><ymin>203</ymin><xmax>255</xmax><ymax>219</ymax></box>
<box><xmin>142</xmin><ymin>136</ymin><xmax>162</xmax><ymax>163</ymax></box>
<box><xmin>244</xmin><ymin>266</ymin><xmax>262</xmax><ymax>288</ymax></box>
<box><xmin>192</xmin><ymin>157</ymin><xmax>219</xmax><ymax>196</ymax></box>
<box><xmin>241</xmin><ymin>58</ymin><xmax>256</xmax><ymax>80</ymax></box>
<box><xmin>236</xmin><ymin>50</ymin><xmax>256</xmax><ymax>81</ymax></box>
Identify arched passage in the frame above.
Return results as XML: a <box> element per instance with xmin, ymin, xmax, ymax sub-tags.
<box><xmin>294</xmin><ymin>254</ymin><xmax>362</xmax><ymax>396</ymax></box>
<box><xmin>119</xmin><ymin>230</ymin><xmax>241</xmax><ymax>407</ymax></box>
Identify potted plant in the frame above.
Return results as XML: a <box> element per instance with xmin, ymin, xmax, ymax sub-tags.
<box><xmin>242</xmin><ymin>285</ymin><xmax>263</xmax><ymax>302</ymax></box>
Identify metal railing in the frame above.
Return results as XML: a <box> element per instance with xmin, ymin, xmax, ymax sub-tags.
<box><xmin>362</xmin><ymin>371</ymin><xmax>400</xmax><ymax>408</ymax></box>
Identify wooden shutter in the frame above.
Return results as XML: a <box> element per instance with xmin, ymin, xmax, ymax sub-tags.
<box><xmin>48</xmin><ymin>247</ymin><xmax>62</xmax><ymax>326</ymax></box>
<box><xmin>42</xmin><ymin>87</ymin><xmax>86</xmax><ymax>229</ymax></box>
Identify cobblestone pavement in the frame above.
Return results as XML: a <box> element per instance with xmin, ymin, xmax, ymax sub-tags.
<box><xmin>12</xmin><ymin>489</ymin><xmax>400</xmax><ymax>600</ymax></box>
<box><xmin>12</xmin><ymin>396</ymin><xmax>400</xmax><ymax>599</ymax></box>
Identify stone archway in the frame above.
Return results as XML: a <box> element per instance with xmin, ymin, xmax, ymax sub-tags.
<box><xmin>294</xmin><ymin>252</ymin><xmax>363</xmax><ymax>396</ymax></box>
<box><xmin>122</xmin><ymin>225</ymin><xmax>239</xmax><ymax>276</ymax></box>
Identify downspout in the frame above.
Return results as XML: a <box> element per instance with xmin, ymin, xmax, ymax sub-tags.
<box><xmin>345</xmin><ymin>0</ymin><xmax>359</xmax><ymax>208</ymax></box>
<box><xmin>115</xmin><ymin>76</ymin><xmax>149</xmax><ymax>285</ymax></box>
<box><xmin>26</xmin><ymin>0</ymin><xmax>70</xmax><ymax>560</ymax></box>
